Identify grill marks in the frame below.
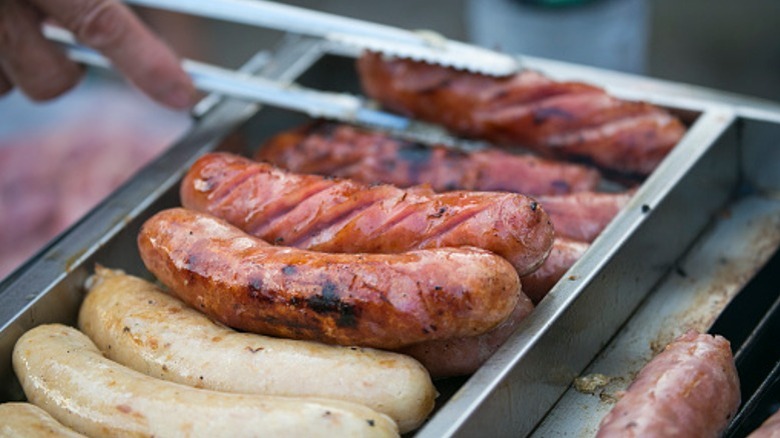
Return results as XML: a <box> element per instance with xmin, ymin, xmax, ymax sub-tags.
<box><xmin>137</xmin><ymin>208</ymin><xmax>522</xmax><ymax>348</ymax></box>
<box><xmin>180</xmin><ymin>153</ymin><xmax>555</xmax><ymax>276</ymax></box>
<box><xmin>256</xmin><ymin>122</ymin><xmax>602</xmax><ymax>196</ymax></box>
<box><xmin>357</xmin><ymin>52</ymin><xmax>686</xmax><ymax>176</ymax></box>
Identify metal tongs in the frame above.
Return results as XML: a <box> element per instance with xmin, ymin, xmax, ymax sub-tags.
<box><xmin>124</xmin><ymin>0</ymin><xmax>520</xmax><ymax>77</ymax></box>
<box><xmin>45</xmin><ymin>0</ymin><xmax>519</xmax><ymax>131</ymax></box>
<box><xmin>45</xmin><ymin>26</ymin><xmax>411</xmax><ymax>130</ymax></box>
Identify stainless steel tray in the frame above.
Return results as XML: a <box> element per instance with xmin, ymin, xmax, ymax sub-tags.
<box><xmin>2</xmin><ymin>35</ymin><xmax>780</xmax><ymax>437</ymax></box>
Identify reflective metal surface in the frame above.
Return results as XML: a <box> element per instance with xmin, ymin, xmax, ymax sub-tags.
<box><xmin>2</xmin><ymin>36</ymin><xmax>780</xmax><ymax>437</ymax></box>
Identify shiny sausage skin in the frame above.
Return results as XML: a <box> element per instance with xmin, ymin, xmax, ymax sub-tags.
<box><xmin>596</xmin><ymin>330</ymin><xmax>740</xmax><ymax>438</ymax></box>
<box><xmin>357</xmin><ymin>52</ymin><xmax>686</xmax><ymax>176</ymax></box>
<box><xmin>0</xmin><ymin>402</ymin><xmax>86</xmax><ymax>437</ymax></box>
<box><xmin>138</xmin><ymin>208</ymin><xmax>521</xmax><ymax>349</ymax></box>
<box><xmin>536</xmin><ymin>190</ymin><xmax>633</xmax><ymax>243</ymax></box>
<box><xmin>255</xmin><ymin>121</ymin><xmax>601</xmax><ymax>196</ymax></box>
<box><xmin>521</xmin><ymin>238</ymin><xmax>589</xmax><ymax>304</ymax></box>
<box><xmin>180</xmin><ymin>152</ymin><xmax>554</xmax><ymax>276</ymax></box>
<box><xmin>399</xmin><ymin>293</ymin><xmax>534</xmax><ymax>379</ymax></box>
<box><xmin>13</xmin><ymin>324</ymin><xmax>398</xmax><ymax>437</ymax></box>
<box><xmin>79</xmin><ymin>267</ymin><xmax>436</xmax><ymax>433</ymax></box>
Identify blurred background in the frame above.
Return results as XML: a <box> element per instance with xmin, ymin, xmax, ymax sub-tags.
<box><xmin>1</xmin><ymin>0</ymin><xmax>779</xmax><ymax>278</ymax></box>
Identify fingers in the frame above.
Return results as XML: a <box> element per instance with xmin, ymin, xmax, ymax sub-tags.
<box><xmin>0</xmin><ymin>0</ymin><xmax>84</xmax><ymax>100</ymax></box>
<box><xmin>31</xmin><ymin>0</ymin><xmax>195</xmax><ymax>109</ymax></box>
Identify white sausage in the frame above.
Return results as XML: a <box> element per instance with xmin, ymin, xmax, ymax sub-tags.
<box><xmin>0</xmin><ymin>402</ymin><xmax>85</xmax><ymax>437</ymax></box>
<box><xmin>77</xmin><ymin>267</ymin><xmax>435</xmax><ymax>432</ymax></box>
<box><xmin>13</xmin><ymin>324</ymin><xmax>398</xmax><ymax>438</ymax></box>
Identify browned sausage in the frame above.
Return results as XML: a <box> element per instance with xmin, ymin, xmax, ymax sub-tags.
<box><xmin>138</xmin><ymin>208</ymin><xmax>522</xmax><ymax>349</ymax></box>
<box><xmin>399</xmin><ymin>293</ymin><xmax>534</xmax><ymax>378</ymax></box>
<box><xmin>255</xmin><ymin>122</ymin><xmax>601</xmax><ymax>196</ymax></box>
<box><xmin>180</xmin><ymin>152</ymin><xmax>554</xmax><ymax>276</ymax></box>
<box><xmin>521</xmin><ymin>237</ymin><xmax>589</xmax><ymax>304</ymax></box>
<box><xmin>535</xmin><ymin>190</ymin><xmax>634</xmax><ymax>243</ymax></box>
<box><xmin>596</xmin><ymin>330</ymin><xmax>740</xmax><ymax>438</ymax></box>
<box><xmin>357</xmin><ymin>52</ymin><xmax>686</xmax><ymax>177</ymax></box>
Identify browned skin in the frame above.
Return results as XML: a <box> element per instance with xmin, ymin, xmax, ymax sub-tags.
<box><xmin>748</xmin><ymin>409</ymin><xmax>780</xmax><ymax>438</ymax></box>
<box><xmin>535</xmin><ymin>190</ymin><xmax>634</xmax><ymax>243</ymax></box>
<box><xmin>399</xmin><ymin>293</ymin><xmax>534</xmax><ymax>379</ymax></box>
<box><xmin>255</xmin><ymin>122</ymin><xmax>602</xmax><ymax>196</ymax></box>
<box><xmin>180</xmin><ymin>152</ymin><xmax>554</xmax><ymax>276</ymax></box>
<box><xmin>138</xmin><ymin>208</ymin><xmax>522</xmax><ymax>350</ymax></box>
<box><xmin>357</xmin><ymin>52</ymin><xmax>687</xmax><ymax>177</ymax></box>
<box><xmin>596</xmin><ymin>330</ymin><xmax>740</xmax><ymax>438</ymax></box>
<box><xmin>521</xmin><ymin>237</ymin><xmax>589</xmax><ymax>304</ymax></box>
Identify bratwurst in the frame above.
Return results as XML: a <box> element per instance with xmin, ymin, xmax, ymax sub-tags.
<box><xmin>255</xmin><ymin>121</ymin><xmax>601</xmax><ymax>195</ymax></box>
<box><xmin>596</xmin><ymin>330</ymin><xmax>740</xmax><ymax>438</ymax></box>
<box><xmin>180</xmin><ymin>152</ymin><xmax>554</xmax><ymax>276</ymax></box>
<box><xmin>13</xmin><ymin>324</ymin><xmax>398</xmax><ymax>437</ymax></box>
<box><xmin>78</xmin><ymin>267</ymin><xmax>436</xmax><ymax>432</ymax></box>
<box><xmin>137</xmin><ymin>208</ymin><xmax>522</xmax><ymax>349</ymax></box>
<box><xmin>358</xmin><ymin>52</ymin><xmax>686</xmax><ymax>176</ymax></box>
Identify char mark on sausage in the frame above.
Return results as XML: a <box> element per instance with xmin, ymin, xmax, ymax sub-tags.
<box><xmin>256</xmin><ymin>121</ymin><xmax>602</xmax><ymax>196</ymax></box>
<box><xmin>357</xmin><ymin>52</ymin><xmax>686</xmax><ymax>177</ymax></box>
<box><xmin>181</xmin><ymin>152</ymin><xmax>555</xmax><ymax>276</ymax></box>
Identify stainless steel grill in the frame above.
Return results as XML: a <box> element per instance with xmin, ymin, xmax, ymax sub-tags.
<box><xmin>1</xmin><ymin>33</ymin><xmax>780</xmax><ymax>437</ymax></box>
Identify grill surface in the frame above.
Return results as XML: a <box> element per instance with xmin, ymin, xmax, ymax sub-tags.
<box><xmin>1</xmin><ymin>34</ymin><xmax>780</xmax><ymax>437</ymax></box>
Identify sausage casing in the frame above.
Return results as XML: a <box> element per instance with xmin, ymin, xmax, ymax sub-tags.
<box><xmin>78</xmin><ymin>266</ymin><xmax>436</xmax><ymax>432</ymax></box>
<box><xmin>13</xmin><ymin>324</ymin><xmax>398</xmax><ymax>438</ymax></box>
<box><xmin>536</xmin><ymin>190</ymin><xmax>633</xmax><ymax>243</ymax></box>
<box><xmin>255</xmin><ymin>121</ymin><xmax>601</xmax><ymax>196</ymax></box>
<box><xmin>180</xmin><ymin>152</ymin><xmax>554</xmax><ymax>276</ymax></box>
<box><xmin>357</xmin><ymin>52</ymin><xmax>686</xmax><ymax>176</ymax></box>
<box><xmin>596</xmin><ymin>330</ymin><xmax>740</xmax><ymax>438</ymax></box>
<box><xmin>399</xmin><ymin>294</ymin><xmax>534</xmax><ymax>378</ymax></box>
<box><xmin>0</xmin><ymin>402</ymin><xmax>85</xmax><ymax>438</ymax></box>
<box><xmin>137</xmin><ymin>208</ymin><xmax>521</xmax><ymax>349</ymax></box>
<box><xmin>521</xmin><ymin>237</ymin><xmax>589</xmax><ymax>304</ymax></box>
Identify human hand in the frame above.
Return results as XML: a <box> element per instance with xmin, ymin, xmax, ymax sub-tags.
<box><xmin>0</xmin><ymin>0</ymin><xmax>195</xmax><ymax>109</ymax></box>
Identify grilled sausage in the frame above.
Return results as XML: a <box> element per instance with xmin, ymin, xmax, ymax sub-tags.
<box><xmin>78</xmin><ymin>266</ymin><xmax>436</xmax><ymax>433</ymax></box>
<box><xmin>357</xmin><ymin>52</ymin><xmax>686</xmax><ymax>177</ymax></box>
<box><xmin>399</xmin><ymin>293</ymin><xmax>534</xmax><ymax>379</ymax></box>
<box><xmin>0</xmin><ymin>402</ymin><xmax>85</xmax><ymax>437</ymax></box>
<box><xmin>255</xmin><ymin>121</ymin><xmax>601</xmax><ymax>195</ymax></box>
<box><xmin>403</xmin><ymin>238</ymin><xmax>588</xmax><ymax>378</ymax></box>
<box><xmin>180</xmin><ymin>152</ymin><xmax>554</xmax><ymax>276</ymax></box>
<box><xmin>138</xmin><ymin>208</ymin><xmax>521</xmax><ymax>349</ymax></box>
<box><xmin>521</xmin><ymin>237</ymin><xmax>589</xmax><ymax>304</ymax></box>
<box><xmin>13</xmin><ymin>324</ymin><xmax>398</xmax><ymax>438</ymax></box>
<box><xmin>535</xmin><ymin>190</ymin><xmax>633</xmax><ymax>243</ymax></box>
<box><xmin>748</xmin><ymin>409</ymin><xmax>780</xmax><ymax>438</ymax></box>
<box><xmin>596</xmin><ymin>330</ymin><xmax>740</xmax><ymax>438</ymax></box>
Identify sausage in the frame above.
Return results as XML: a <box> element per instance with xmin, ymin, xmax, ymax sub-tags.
<box><xmin>78</xmin><ymin>266</ymin><xmax>436</xmax><ymax>433</ymax></box>
<box><xmin>357</xmin><ymin>52</ymin><xmax>686</xmax><ymax>177</ymax></box>
<box><xmin>748</xmin><ymin>409</ymin><xmax>780</xmax><ymax>438</ymax></box>
<box><xmin>399</xmin><ymin>293</ymin><xmax>534</xmax><ymax>379</ymax></box>
<box><xmin>255</xmin><ymin>121</ymin><xmax>602</xmax><ymax>196</ymax></box>
<box><xmin>535</xmin><ymin>190</ymin><xmax>633</xmax><ymax>243</ymax></box>
<box><xmin>13</xmin><ymin>324</ymin><xmax>398</xmax><ymax>438</ymax></box>
<box><xmin>137</xmin><ymin>208</ymin><xmax>521</xmax><ymax>349</ymax></box>
<box><xmin>596</xmin><ymin>330</ymin><xmax>740</xmax><ymax>438</ymax></box>
<box><xmin>256</xmin><ymin>125</ymin><xmax>628</xmax><ymax>243</ymax></box>
<box><xmin>403</xmin><ymin>239</ymin><xmax>588</xmax><ymax>378</ymax></box>
<box><xmin>0</xmin><ymin>402</ymin><xmax>85</xmax><ymax>437</ymax></box>
<box><xmin>521</xmin><ymin>237</ymin><xmax>589</xmax><ymax>304</ymax></box>
<box><xmin>180</xmin><ymin>152</ymin><xmax>554</xmax><ymax>276</ymax></box>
